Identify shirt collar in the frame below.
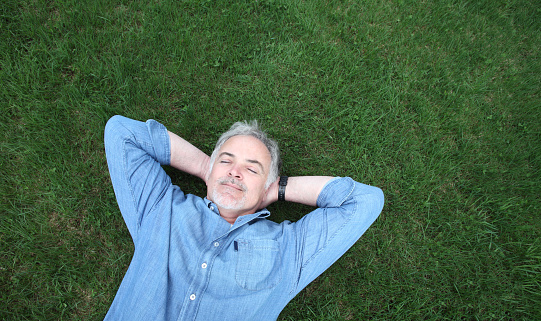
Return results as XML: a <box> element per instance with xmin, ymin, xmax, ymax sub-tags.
<box><xmin>203</xmin><ymin>197</ymin><xmax>271</xmax><ymax>221</ymax></box>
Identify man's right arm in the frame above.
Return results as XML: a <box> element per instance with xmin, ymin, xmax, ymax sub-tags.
<box><xmin>104</xmin><ymin>115</ymin><xmax>173</xmax><ymax>239</ymax></box>
<box><xmin>105</xmin><ymin>116</ymin><xmax>210</xmax><ymax>240</ymax></box>
<box><xmin>168</xmin><ymin>131</ymin><xmax>210</xmax><ymax>182</ymax></box>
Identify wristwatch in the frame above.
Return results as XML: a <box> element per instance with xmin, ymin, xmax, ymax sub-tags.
<box><xmin>278</xmin><ymin>176</ymin><xmax>288</xmax><ymax>201</ymax></box>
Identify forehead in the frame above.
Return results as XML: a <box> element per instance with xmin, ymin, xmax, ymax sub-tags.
<box><xmin>219</xmin><ymin>135</ymin><xmax>271</xmax><ymax>164</ymax></box>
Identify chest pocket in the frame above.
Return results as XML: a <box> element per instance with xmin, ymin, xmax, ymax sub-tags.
<box><xmin>235</xmin><ymin>239</ymin><xmax>282</xmax><ymax>291</ymax></box>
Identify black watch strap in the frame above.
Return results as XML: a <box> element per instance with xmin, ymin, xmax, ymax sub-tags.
<box><xmin>278</xmin><ymin>176</ymin><xmax>288</xmax><ymax>201</ymax></box>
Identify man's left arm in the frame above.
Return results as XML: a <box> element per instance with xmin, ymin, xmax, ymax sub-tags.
<box><xmin>268</xmin><ymin>176</ymin><xmax>384</xmax><ymax>293</ymax></box>
<box><xmin>261</xmin><ymin>176</ymin><xmax>333</xmax><ymax>208</ymax></box>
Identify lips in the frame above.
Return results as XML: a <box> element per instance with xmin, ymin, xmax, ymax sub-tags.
<box><xmin>217</xmin><ymin>178</ymin><xmax>246</xmax><ymax>192</ymax></box>
<box><xmin>223</xmin><ymin>182</ymin><xmax>243</xmax><ymax>191</ymax></box>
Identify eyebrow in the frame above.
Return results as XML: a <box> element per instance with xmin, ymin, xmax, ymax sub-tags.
<box><xmin>218</xmin><ymin>152</ymin><xmax>265</xmax><ymax>174</ymax></box>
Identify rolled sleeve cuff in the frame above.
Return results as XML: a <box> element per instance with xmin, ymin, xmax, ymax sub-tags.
<box><xmin>145</xmin><ymin>119</ymin><xmax>171</xmax><ymax>166</ymax></box>
<box><xmin>317</xmin><ymin>177</ymin><xmax>384</xmax><ymax>212</ymax></box>
<box><xmin>316</xmin><ymin>177</ymin><xmax>354</xmax><ymax>208</ymax></box>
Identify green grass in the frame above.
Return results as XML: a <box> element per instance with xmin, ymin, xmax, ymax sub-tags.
<box><xmin>1</xmin><ymin>0</ymin><xmax>539</xmax><ymax>319</ymax></box>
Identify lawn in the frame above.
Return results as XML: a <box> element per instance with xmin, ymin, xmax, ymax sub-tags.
<box><xmin>1</xmin><ymin>0</ymin><xmax>539</xmax><ymax>320</ymax></box>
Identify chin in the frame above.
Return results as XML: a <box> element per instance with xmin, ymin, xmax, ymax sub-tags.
<box><xmin>211</xmin><ymin>190</ymin><xmax>246</xmax><ymax>210</ymax></box>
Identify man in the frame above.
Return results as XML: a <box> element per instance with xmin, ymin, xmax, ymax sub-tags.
<box><xmin>103</xmin><ymin>115</ymin><xmax>384</xmax><ymax>320</ymax></box>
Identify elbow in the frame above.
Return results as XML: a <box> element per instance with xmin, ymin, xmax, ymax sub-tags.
<box><xmin>372</xmin><ymin>186</ymin><xmax>384</xmax><ymax>209</ymax></box>
<box><xmin>104</xmin><ymin>115</ymin><xmax>124</xmax><ymax>135</ymax></box>
<box><xmin>362</xmin><ymin>187</ymin><xmax>384</xmax><ymax>225</ymax></box>
<box><xmin>373</xmin><ymin>186</ymin><xmax>385</xmax><ymax>216</ymax></box>
<box><xmin>353</xmin><ymin>183</ymin><xmax>384</xmax><ymax>223</ymax></box>
<box><xmin>104</xmin><ymin>115</ymin><xmax>127</xmax><ymax>145</ymax></box>
<box><xmin>104</xmin><ymin>115</ymin><xmax>132</xmax><ymax>156</ymax></box>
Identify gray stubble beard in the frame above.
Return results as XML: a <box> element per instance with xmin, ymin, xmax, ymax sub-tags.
<box><xmin>211</xmin><ymin>178</ymin><xmax>247</xmax><ymax>210</ymax></box>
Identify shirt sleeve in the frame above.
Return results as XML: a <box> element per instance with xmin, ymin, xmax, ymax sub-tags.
<box><xmin>104</xmin><ymin>115</ymin><xmax>172</xmax><ymax>241</ymax></box>
<box><xmin>292</xmin><ymin>177</ymin><xmax>384</xmax><ymax>292</ymax></box>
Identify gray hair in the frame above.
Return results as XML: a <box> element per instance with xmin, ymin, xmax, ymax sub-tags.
<box><xmin>208</xmin><ymin>120</ymin><xmax>281</xmax><ymax>189</ymax></box>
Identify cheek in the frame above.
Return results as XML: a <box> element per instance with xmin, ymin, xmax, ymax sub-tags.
<box><xmin>207</xmin><ymin>167</ymin><xmax>223</xmax><ymax>183</ymax></box>
<box><xmin>249</xmin><ymin>179</ymin><xmax>267</xmax><ymax>196</ymax></box>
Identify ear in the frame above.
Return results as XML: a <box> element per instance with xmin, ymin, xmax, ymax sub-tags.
<box><xmin>259</xmin><ymin>178</ymin><xmax>279</xmax><ymax>209</ymax></box>
<box><xmin>202</xmin><ymin>157</ymin><xmax>212</xmax><ymax>184</ymax></box>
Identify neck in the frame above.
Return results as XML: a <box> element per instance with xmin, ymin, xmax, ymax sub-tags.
<box><xmin>217</xmin><ymin>206</ymin><xmax>256</xmax><ymax>224</ymax></box>
<box><xmin>220</xmin><ymin>213</ymin><xmax>237</xmax><ymax>224</ymax></box>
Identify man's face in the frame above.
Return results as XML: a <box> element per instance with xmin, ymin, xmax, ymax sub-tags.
<box><xmin>206</xmin><ymin>135</ymin><xmax>271</xmax><ymax>217</ymax></box>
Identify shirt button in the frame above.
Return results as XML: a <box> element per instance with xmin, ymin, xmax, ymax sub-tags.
<box><xmin>214</xmin><ymin>242</ymin><xmax>219</xmax><ymax>247</ymax></box>
<box><xmin>201</xmin><ymin>263</ymin><xmax>207</xmax><ymax>269</ymax></box>
<box><xmin>210</xmin><ymin>206</ymin><xmax>215</xmax><ymax>211</ymax></box>
<box><xmin>190</xmin><ymin>294</ymin><xmax>196</xmax><ymax>300</ymax></box>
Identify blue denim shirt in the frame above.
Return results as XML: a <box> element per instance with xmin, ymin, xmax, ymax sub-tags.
<box><xmin>103</xmin><ymin>115</ymin><xmax>384</xmax><ymax>321</ymax></box>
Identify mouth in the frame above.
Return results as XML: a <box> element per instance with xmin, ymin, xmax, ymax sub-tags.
<box><xmin>216</xmin><ymin>177</ymin><xmax>247</xmax><ymax>192</ymax></box>
<box><xmin>222</xmin><ymin>182</ymin><xmax>244</xmax><ymax>191</ymax></box>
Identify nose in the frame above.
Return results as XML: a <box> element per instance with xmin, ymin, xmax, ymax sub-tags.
<box><xmin>228</xmin><ymin>165</ymin><xmax>242</xmax><ymax>179</ymax></box>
